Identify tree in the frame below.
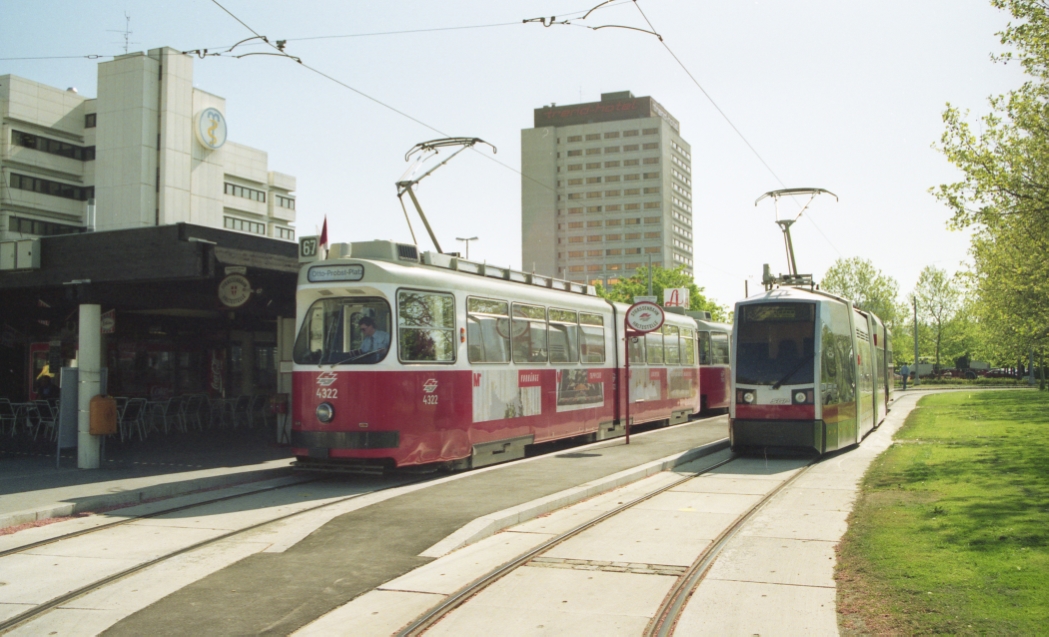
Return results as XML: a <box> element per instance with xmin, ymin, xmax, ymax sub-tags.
<box><xmin>596</xmin><ymin>266</ymin><xmax>727</xmax><ymax>321</ymax></box>
<box><xmin>934</xmin><ymin>0</ymin><xmax>1049</xmax><ymax>375</ymax></box>
<box><xmin>911</xmin><ymin>266</ymin><xmax>962</xmax><ymax>369</ymax></box>
<box><xmin>820</xmin><ymin>257</ymin><xmax>903</xmax><ymax>327</ymax></box>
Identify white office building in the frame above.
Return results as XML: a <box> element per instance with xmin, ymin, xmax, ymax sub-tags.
<box><xmin>521</xmin><ymin>91</ymin><xmax>693</xmax><ymax>285</ymax></box>
<box><xmin>0</xmin><ymin>47</ymin><xmax>296</xmax><ymax>242</ymax></box>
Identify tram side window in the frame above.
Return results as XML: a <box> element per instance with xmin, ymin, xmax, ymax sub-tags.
<box><xmin>628</xmin><ymin>334</ymin><xmax>646</xmax><ymax>364</ymax></box>
<box><xmin>398</xmin><ymin>290</ymin><xmax>456</xmax><ymax>363</ymax></box>
<box><xmin>698</xmin><ymin>331</ymin><xmax>711</xmax><ymax>365</ymax></box>
<box><xmin>646</xmin><ymin>330</ymin><xmax>664</xmax><ymax>365</ymax></box>
<box><xmin>512</xmin><ymin>304</ymin><xmax>548</xmax><ymax>363</ymax></box>
<box><xmin>579</xmin><ymin>312</ymin><xmax>606</xmax><ymax>363</ymax></box>
<box><xmin>663</xmin><ymin>325</ymin><xmax>681</xmax><ymax>364</ymax></box>
<box><xmin>467</xmin><ymin>297</ymin><xmax>510</xmax><ymax>363</ymax></box>
<box><xmin>710</xmin><ymin>332</ymin><xmax>730</xmax><ymax>365</ymax></box>
<box><xmin>292</xmin><ymin>297</ymin><xmax>392</xmax><ymax>365</ymax></box>
<box><xmin>682</xmin><ymin>328</ymin><xmax>696</xmax><ymax>365</ymax></box>
<box><xmin>549</xmin><ymin>308</ymin><xmax>580</xmax><ymax>363</ymax></box>
<box><xmin>821</xmin><ymin>303</ymin><xmax>855</xmax><ymax>404</ymax></box>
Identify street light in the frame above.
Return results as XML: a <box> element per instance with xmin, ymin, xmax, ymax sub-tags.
<box><xmin>456</xmin><ymin>236</ymin><xmax>478</xmax><ymax>260</ymax></box>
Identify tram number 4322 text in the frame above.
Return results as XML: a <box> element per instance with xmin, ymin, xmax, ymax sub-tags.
<box><xmin>316</xmin><ymin>388</ymin><xmax>338</xmax><ymax>400</ymax></box>
<box><xmin>422</xmin><ymin>395</ymin><xmax>438</xmax><ymax>405</ymax></box>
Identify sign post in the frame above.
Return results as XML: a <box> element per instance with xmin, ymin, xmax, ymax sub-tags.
<box><xmin>624</xmin><ymin>301</ymin><xmax>665</xmax><ymax>444</ymax></box>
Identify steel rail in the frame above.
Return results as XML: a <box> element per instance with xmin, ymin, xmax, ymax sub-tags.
<box><xmin>0</xmin><ymin>475</ymin><xmax>432</xmax><ymax>633</ymax></box>
<box><xmin>645</xmin><ymin>459</ymin><xmax>818</xmax><ymax>637</ymax></box>
<box><xmin>396</xmin><ymin>455</ymin><xmax>739</xmax><ymax>637</ymax></box>
<box><xmin>0</xmin><ymin>475</ymin><xmax>318</xmax><ymax>559</ymax></box>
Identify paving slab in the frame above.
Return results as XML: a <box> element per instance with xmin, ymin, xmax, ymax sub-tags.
<box><xmin>0</xmin><ymin>553</ymin><xmax>139</xmax><ymax>605</ymax></box>
<box><xmin>380</xmin><ymin>530</ymin><xmax>555</xmax><ymax>596</ymax></box>
<box><xmin>544</xmin><ymin>507</ymin><xmax>726</xmax><ymax>566</ymax></box>
<box><xmin>704</xmin><ymin>536</ymin><xmax>837</xmax><ymax>587</ymax></box>
<box><xmin>741</xmin><ymin>498</ymin><xmax>852</xmax><ymax>541</ymax></box>
<box><xmin>674</xmin><ymin>579</ymin><xmax>838</xmax><ymax>636</ymax></box>
<box><xmin>769</xmin><ymin>484</ymin><xmax>858</xmax><ymax>512</ymax></box>
<box><xmin>673</xmin><ymin>474</ymin><xmax>786</xmax><ymax>495</ymax></box>
<box><xmin>636</xmin><ymin>490</ymin><xmax>763</xmax><ymax>515</ymax></box>
<box><xmin>291</xmin><ymin>589</ymin><xmax>444</xmax><ymax>637</ymax></box>
<box><xmin>429</xmin><ymin>602</ymin><xmax>654</xmax><ymax>637</ymax></box>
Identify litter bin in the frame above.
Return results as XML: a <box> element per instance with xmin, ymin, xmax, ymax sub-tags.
<box><xmin>89</xmin><ymin>394</ymin><xmax>118</xmax><ymax>435</ymax></box>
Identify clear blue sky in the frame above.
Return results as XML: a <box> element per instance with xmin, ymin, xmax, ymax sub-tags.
<box><xmin>1</xmin><ymin>1</ymin><xmax>1024</xmax><ymax>309</ymax></box>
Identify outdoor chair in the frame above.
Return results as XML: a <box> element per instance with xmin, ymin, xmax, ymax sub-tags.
<box><xmin>230</xmin><ymin>395</ymin><xmax>252</xmax><ymax>429</ymax></box>
<box><xmin>248</xmin><ymin>394</ymin><xmax>269</xmax><ymax>428</ymax></box>
<box><xmin>30</xmin><ymin>400</ymin><xmax>58</xmax><ymax>442</ymax></box>
<box><xmin>118</xmin><ymin>397</ymin><xmax>148</xmax><ymax>442</ymax></box>
<box><xmin>179</xmin><ymin>394</ymin><xmax>205</xmax><ymax>431</ymax></box>
<box><xmin>147</xmin><ymin>396</ymin><xmax>184</xmax><ymax>434</ymax></box>
<box><xmin>0</xmin><ymin>399</ymin><xmax>16</xmax><ymax>437</ymax></box>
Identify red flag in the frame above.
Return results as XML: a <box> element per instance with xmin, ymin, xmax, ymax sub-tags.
<box><xmin>319</xmin><ymin>216</ymin><xmax>328</xmax><ymax>249</ymax></box>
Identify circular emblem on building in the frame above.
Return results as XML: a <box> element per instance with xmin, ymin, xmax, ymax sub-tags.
<box><xmin>218</xmin><ymin>274</ymin><xmax>251</xmax><ymax>308</ymax></box>
<box><xmin>625</xmin><ymin>301</ymin><xmax>665</xmax><ymax>333</ymax></box>
<box><xmin>194</xmin><ymin>108</ymin><xmax>227</xmax><ymax>150</ymax></box>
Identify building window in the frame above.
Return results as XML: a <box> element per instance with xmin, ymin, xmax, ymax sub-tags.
<box><xmin>606</xmin><ymin>248</ymin><xmax>622</xmax><ymax>255</ymax></box>
<box><xmin>605</xmin><ymin>190</ymin><xmax>620</xmax><ymax>197</ymax></box>
<box><xmin>567</xmin><ymin>135</ymin><xmax>583</xmax><ymax>142</ymax></box>
<box><xmin>606</xmin><ymin>204</ymin><xmax>621</xmax><ymax>212</ymax></box>
<box><xmin>604</xmin><ymin>131</ymin><xmax>620</xmax><ymax>139</ymax></box>
<box><xmin>585</xmin><ymin>162</ymin><xmax>602</xmax><ymax>169</ymax></box>
<box><xmin>587</xmin><ymin>264</ymin><xmax>601</xmax><ymax>272</ymax></box>
<box><xmin>224</xmin><ymin>216</ymin><xmax>266</xmax><ymax>235</ymax></box>
<box><xmin>568</xmin><ymin>250</ymin><xmax>584</xmax><ymax>257</ymax></box>
<box><xmin>567</xmin><ymin>178</ymin><xmax>583</xmax><ymax>185</ymax></box>
<box><xmin>568</xmin><ymin>221</ymin><xmax>584</xmax><ymax>228</ymax></box>
<box><xmin>9</xmin><ymin>173</ymin><xmax>93</xmax><ymax>201</ymax></box>
<box><xmin>568</xmin><ymin>207</ymin><xmax>583</xmax><ymax>214</ymax></box>
<box><xmin>624</xmin><ymin>188</ymin><xmax>641</xmax><ymax>196</ymax></box>
<box><xmin>12</xmin><ymin>131</ymin><xmax>94</xmax><ymax>161</ymax></box>
<box><xmin>643</xmin><ymin>127</ymin><xmax>658</xmax><ymax>135</ymax></box>
<box><xmin>625</xmin><ymin>218</ymin><xmax>641</xmax><ymax>225</ymax></box>
<box><xmin>586</xmin><ymin>191</ymin><xmax>602</xmax><ymax>199</ymax></box>
<box><xmin>587</xmin><ymin>249</ymin><xmax>602</xmax><ymax>257</ymax></box>
<box><xmin>642</xmin><ymin>142</ymin><xmax>659</xmax><ymax>150</ymax></box>
<box><xmin>585</xmin><ymin>133</ymin><xmax>601</xmax><ymax>141</ymax></box>
<box><xmin>224</xmin><ymin>183</ymin><xmax>267</xmax><ymax>203</ymax></box>
<box><xmin>587</xmin><ymin>220</ymin><xmax>602</xmax><ymax>227</ymax></box>
<box><xmin>604</xmin><ymin>146</ymin><xmax>620</xmax><ymax>153</ymax></box>
<box><xmin>605</xmin><ymin>175</ymin><xmax>621</xmax><ymax>182</ymax></box>
<box><xmin>624</xmin><ymin>159</ymin><xmax>640</xmax><ymax>166</ymax></box>
<box><xmin>624</xmin><ymin>174</ymin><xmax>640</xmax><ymax>181</ymax></box>
<box><xmin>585</xmin><ymin>147</ymin><xmax>601</xmax><ymax>155</ymax></box>
<box><xmin>586</xmin><ymin>205</ymin><xmax>602</xmax><ymax>213</ymax></box>
<box><xmin>567</xmin><ymin>164</ymin><xmax>582</xmax><ymax>171</ymax></box>
<box><xmin>606</xmin><ymin>234</ymin><xmax>621</xmax><ymax>241</ymax></box>
<box><xmin>623</xmin><ymin>144</ymin><xmax>640</xmax><ymax>152</ymax></box>
<box><xmin>645</xmin><ymin>232</ymin><xmax>661</xmax><ymax>239</ymax></box>
<box><xmin>645</xmin><ymin>216</ymin><xmax>661</xmax><ymax>224</ymax></box>
<box><xmin>625</xmin><ymin>232</ymin><xmax>641</xmax><ymax>240</ymax></box>
<box><xmin>587</xmin><ymin>235</ymin><xmax>602</xmax><ymax>242</ymax></box>
<box><xmin>567</xmin><ymin>193</ymin><xmax>582</xmax><ymax>200</ymax></box>
<box><xmin>606</xmin><ymin>219</ymin><xmax>621</xmax><ymax>226</ymax></box>
<box><xmin>624</xmin><ymin>203</ymin><xmax>640</xmax><ymax>211</ymax></box>
<box><xmin>645</xmin><ymin>246</ymin><xmax>661</xmax><ymax>253</ymax></box>
<box><xmin>567</xmin><ymin>149</ymin><xmax>582</xmax><ymax>157</ymax></box>
<box><xmin>644</xmin><ymin>201</ymin><xmax>661</xmax><ymax>209</ymax></box>
<box><xmin>643</xmin><ymin>157</ymin><xmax>659</xmax><ymax>165</ymax></box>
<box><xmin>9</xmin><ymin>215</ymin><xmax>83</xmax><ymax>236</ymax></box>
<box><xmin>644</xmin><ymin>187</ymin><xmax>660</xmax><ymax>194</ymax></box>
<box><xmin>85</xmin><ymin>113</ymin><xmax>97</xmax><ymax>128</ymax></box>
<box><xmin>569</xmin><ymin>265</ymin><xmax>584</xmax><ymax>272</ymax></box>
<box><xmin>608</xmin><ymin>263</ymin><xmax>621</xmax><ymax>271</ymax></box>
<box><xmin>644</xmin><ymin>172</ymin><xmax>660</xmax><ymax>179</ymax></box>
<box><xmin>275</xmin><ymin>226</ymin><xmax>296</xmax><ymax>240</ymax></box>
<box><xmin>586</xmin><ymin>176</ymin><xmax>602</xmax><ymax>184</ymax></box>
<box><xmin>568</xmin><ymin>236</ymin><xmax>584</xmax><ymax>243</ymax></box>
<box><xmin>276</xmin><ymin>194</ymin><xmax>296</xmax><ymax>210</ymax></box>
<box><xmin>604</xmin><ymin>161</ymin><xmax>620</xmax><ymax>168</ymax></box>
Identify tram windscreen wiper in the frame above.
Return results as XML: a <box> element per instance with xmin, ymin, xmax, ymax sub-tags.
<box><xmin>321</xmin><ymin>304</ymin><xmax>345</xmax><ymax>367</ymax></box>
<box><xmin>772</xmin><ymin>353</ymin><xmax>814</xmax><ymax>389</ymax></box>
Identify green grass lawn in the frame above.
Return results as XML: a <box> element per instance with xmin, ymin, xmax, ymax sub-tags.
<box><xmin>836</xmin><ymin>390</ymin><xmax>1049</xmax><ymax>635</ymax></box>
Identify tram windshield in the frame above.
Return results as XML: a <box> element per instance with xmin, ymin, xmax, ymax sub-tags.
<box><xmin>736</xmin><ymin>302</ymin><xmax>815</xmax><ymax>386</ymax></box>
<box><xmin>293</xmin><ymin>297</ymin><xmax>392</xmax><ymax>365</ymax></box>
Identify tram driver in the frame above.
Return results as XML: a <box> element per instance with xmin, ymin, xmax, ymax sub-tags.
<box><xmin>351</xmin><ymin>316</ymin><xmax>390</xmax><ymax>363</ymax></box>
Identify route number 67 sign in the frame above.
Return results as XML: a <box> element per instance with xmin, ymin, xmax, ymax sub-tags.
<box><xmin>625</xmin><ymin>301</ymin><xmax>665</xmax><ymax>333</ymax></box>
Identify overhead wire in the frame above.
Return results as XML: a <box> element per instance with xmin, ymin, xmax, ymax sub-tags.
<box><xmin>629</xmin><ymin>1</ymin><xmax>843</xmax><ymax>258</ymax></box>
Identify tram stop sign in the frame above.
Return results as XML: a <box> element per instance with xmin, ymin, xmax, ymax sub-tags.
<box><xmin>625</xmin><ymin>301</ymin><xmax>665</xmax><ymax>333</ymax></box>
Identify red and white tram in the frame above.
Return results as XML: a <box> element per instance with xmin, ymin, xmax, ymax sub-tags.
<box><xmin>730</xmin><ymin>286</ymin><xmax>893</xmax><ymax>455</ymax></box>
<box><xmin>291</xmin><ymin>241</ymin><xmax>702</xmax><ymax>472</ymax></box>
<box><xmin>689</xmin><ymin>313</ymin><xmax>732</xmax><ymax>412</ymax></box>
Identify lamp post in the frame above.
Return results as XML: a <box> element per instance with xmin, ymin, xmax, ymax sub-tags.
<box><xmin>456</xmin><ymin>236</ymin><xmax>478</xmax><ymax>260</ymax></box>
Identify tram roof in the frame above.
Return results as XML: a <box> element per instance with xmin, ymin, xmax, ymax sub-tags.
<box><xmin>735</xmin><ymin>285</ymin><xmax>851</xmax><ymax>307</ymax></box>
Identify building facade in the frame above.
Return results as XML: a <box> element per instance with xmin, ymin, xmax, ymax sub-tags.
<box><xmin>0</xmin><ymin>47</ymin><xmax>296</xmax><ymax>242</ymax></box>
<box><xmin>521</xmin><ymin>91</ymin><xmax>693</xmax><ymax>286</ymax></box>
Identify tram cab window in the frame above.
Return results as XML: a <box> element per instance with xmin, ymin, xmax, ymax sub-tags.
<box><xmin>663</xmin><ymin>325</ymin><xmax>681</xmax><ymax>365</ymax></box>
<box><xmin>698</xmin><ymin>331</ymin><xmax>711</xmax><ymax>365</ymax></box>
<box><xmin>398</xmin><ymin>290</ymin><xmax>456</xmax><ymax>363</ymax></box>
<box><xmin>293</xmin><ymin>297</ymin><xmax>392</xmax><ymax>365</ymax></box>
<box><xmin>710</xmin><ymin>332</ymin><xmax>730</xmax><ymax>365</ymax></box>
<box><xmin>579</xmin><ymin>312</ymin><xmax>606</xmax><ymax>363</ymax></box>
<box><xmin>682</xmin><ymin>328</ymin><xmax>696</xmax><ymax>365</ymax></box>
<box><xmin>735</xmin><ymin>303</ymin><xmax>816</xmax><ymax>386</ymax></box>
<box><xmin>467</xmin><ymin>297</ymin><xmax>510</xmax><ymax>363</ymax></box>
<box><xmin>512</xmin><ymin>304</ymin><xmax>548</xmax><ymax>363</ymax></box>
<box><xmin>646</xmin><ymin>330</ymin><xmax>664</xmax><ymax>365</ymax></box>
<box><xmin>548</xmin><ymin>309</ymin><xmax>580</xmax><ymax>363</ymax></box>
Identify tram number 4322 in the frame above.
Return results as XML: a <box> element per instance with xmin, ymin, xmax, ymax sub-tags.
<box><xmin>316</xmin><ymin>388</ymin><xmax>338</xmax><ymax>399</ymax></box>
<box><xmin>422</xmin><ymin>395</ymin><xmax>438</xmax><ymax>405</ymax></box>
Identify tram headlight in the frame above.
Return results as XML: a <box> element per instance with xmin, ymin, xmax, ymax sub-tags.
<box><xmin>736</xmin><ymin>390</ymin><xmax>756</xmax><ymax>404</ymax></box>
<box><xmin>316</xmin><ymin>402</ymin><xmax>335</xmax><ymax>423</ymax></box>
<box><xmin>792</xmin><ymin>390</ymin><xmax>814</xmax><ymax>405</ymax></box>
<box><xmin>794</xmin><ymin>391</ymin><xmax>807</xmax><ymax>403</ymax></box>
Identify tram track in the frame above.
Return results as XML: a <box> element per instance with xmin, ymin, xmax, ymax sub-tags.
<box><xmin>0</xmin><ymin>474</ymin><xmax>433</xmax><ymax>634</ymax></box>
<box><xmin>396</xmin><ymin>453</ymin><xmax>817</xmax><ymax>637</ymax></box>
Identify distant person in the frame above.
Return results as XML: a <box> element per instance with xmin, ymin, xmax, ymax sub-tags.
<box><xmin>900</xmin><ymin>363</ymin><xmax>910</xmax><ymax>390</ymax></box>
<box><xmin>38</xmin><ymin>374</ymin><xmax>60</xmax><ymax>400</ymax></box>
<box><xmin>354</xmin><ymin>316</ymin><xmax>389</xmax><ymax>363</ymax></box>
